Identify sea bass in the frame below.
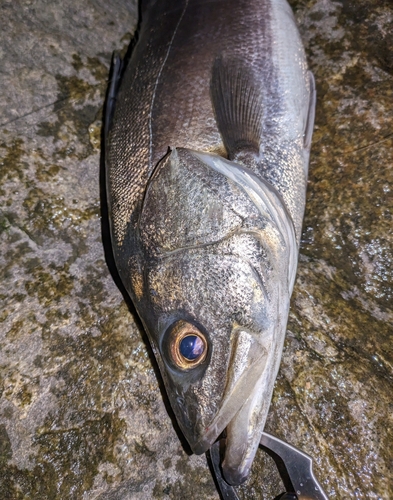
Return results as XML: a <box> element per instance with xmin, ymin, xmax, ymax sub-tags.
<box><xmin>106</xmin><ymin>0</ymin><xmax>315</xmax><ymax>486</ymax></box>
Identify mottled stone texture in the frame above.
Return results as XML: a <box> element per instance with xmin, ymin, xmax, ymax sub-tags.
<box><xmin>0</xmin><ymin>0</ymin><xmax>392</xmax><ymax>499</ymax></box>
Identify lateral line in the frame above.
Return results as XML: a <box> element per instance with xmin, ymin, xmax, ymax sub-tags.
<box><xmin>148</xmin><ymin>0</ymin><xmax>189</xmax><ymax>169</ymax></box>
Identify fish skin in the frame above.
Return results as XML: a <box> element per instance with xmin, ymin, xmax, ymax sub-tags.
<box><xmin>106</xmin><ymin>0</ymin><xmax>315</xmax><ymax>486</ymax></box>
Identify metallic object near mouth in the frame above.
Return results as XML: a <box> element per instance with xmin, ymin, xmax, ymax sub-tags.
<box><xmin>209</xmin><ymin>432</ymin><xmax>329</xmax><ymax>500</ymax></box>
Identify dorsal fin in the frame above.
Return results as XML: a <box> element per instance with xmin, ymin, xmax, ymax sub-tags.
<box><xmin>210</xmin><ymin>57</ymin><xmax>263</xmax><ymax>161</ymax></box>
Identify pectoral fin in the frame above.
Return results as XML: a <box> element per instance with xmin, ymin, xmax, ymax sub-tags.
<box><xmin>210</xmin><ymin>57</ymin><xmax>264</xmax><ymax>160</ymax></box>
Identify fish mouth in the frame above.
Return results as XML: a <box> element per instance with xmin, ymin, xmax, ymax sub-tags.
<box><xmin>191</xmin><ymin>325</ymin><xmax>279</xmax><ymax>485</ymax></box>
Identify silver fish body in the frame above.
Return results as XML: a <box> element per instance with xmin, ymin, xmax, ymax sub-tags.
<box><xmin>106</xmin><ymin>0</ymin><xmax>315</xmax><ymax>486</ymax></box>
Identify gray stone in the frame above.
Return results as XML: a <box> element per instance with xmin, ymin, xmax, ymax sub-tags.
<box><xmin>0</xmin><ymin>0</ymin><xmax>392</xmax><ymax>499</ymax></box>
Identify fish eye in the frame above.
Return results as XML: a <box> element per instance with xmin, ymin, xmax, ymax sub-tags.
<box><xmin>169</xmin><ymin>321</ymin><xmax>208</xmax><ymax>370</ymax></box>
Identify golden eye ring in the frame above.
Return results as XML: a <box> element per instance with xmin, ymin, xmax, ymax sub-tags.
<box><xmin>169</xmin><ymin>320</ymin><xmax>208</xmax><ymax>370</ymax></box>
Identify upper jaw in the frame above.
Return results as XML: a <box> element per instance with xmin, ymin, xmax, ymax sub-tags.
<box><xmin>190</xmin><ymin>327</ymin><xmax>268</xmax><ymax>453</ymax></box>
<box><xmin>179</xmin><ymin>323</ymin><xmax>286</xmax><ymax>485</ymax></box>
<box><xmin>221</xmin><ymin>366</ymin><xmax>278</xmax><ymax>485</ymax></box>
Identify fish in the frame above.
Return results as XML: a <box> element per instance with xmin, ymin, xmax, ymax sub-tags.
<box><xmin>105</xmin><ymin>0</ymin><xmax>316</xmax><ymax>486</ymax></box>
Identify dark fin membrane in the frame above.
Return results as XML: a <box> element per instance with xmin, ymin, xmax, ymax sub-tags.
<box><xmin>211</xmin><ymin>57</ymin><xmax>264</xmax><ymax>161</ymax></box>
<box><xmin>104</xmin><ymin>52</ymin><xmax>124</xmax><ymax>141</ymax></box>
<box><xmin>304</xmin><ymin>71</ymin><xmax>316</xmax><ymax>150</ymax></box>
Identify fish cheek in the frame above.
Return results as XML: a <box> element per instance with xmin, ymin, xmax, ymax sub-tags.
<box><xmin>142</xmin><ymin>254</ymin><xmax>232</xmax><ymax>420</ymax></box>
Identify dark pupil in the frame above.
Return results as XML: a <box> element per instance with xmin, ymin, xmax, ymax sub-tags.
<box><xmin>179</xmin><ymin>335</ymin><xmax>204</xmax><ymax>361</ymax></box>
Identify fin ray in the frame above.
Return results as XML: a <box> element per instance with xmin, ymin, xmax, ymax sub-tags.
<box><xmin>210</xmin><ymin>57</ymin><xmax>263</xmax><ymax>160</ymax></box>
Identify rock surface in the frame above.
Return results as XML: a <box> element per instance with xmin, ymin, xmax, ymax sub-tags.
<box><xmin>0</xmin><ymin>0</ymin><xmax>392</xmax><ymax>499</ymax></box>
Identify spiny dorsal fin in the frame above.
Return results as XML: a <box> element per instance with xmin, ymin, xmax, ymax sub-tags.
<box><xmin>210</xmin><ymin>57</ymin><xmax>263</xmax><ymax>161</ymax></box>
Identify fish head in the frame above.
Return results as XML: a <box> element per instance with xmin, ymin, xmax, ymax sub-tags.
<box><xmin>126</xmin><ymin>148</ymin><xmax>297</xmax><ymax>485</ymax></box>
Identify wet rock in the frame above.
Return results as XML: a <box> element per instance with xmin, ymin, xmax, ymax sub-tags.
<box><xmin>0</xmin><ymin>1</ymin><xmax>391</xmax><ymax>499</ymax></box>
